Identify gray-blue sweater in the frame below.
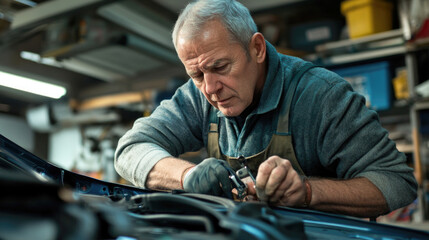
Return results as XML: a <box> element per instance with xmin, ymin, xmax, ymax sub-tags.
<box><xmin>115</xmin><ymin>42</ymin><xmax>417</xmax><ymax>211</ymax></box>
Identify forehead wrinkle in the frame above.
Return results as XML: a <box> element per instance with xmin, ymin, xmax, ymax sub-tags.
<box><xmin>185</xmin><ymin>61</ymin><xmax>202</xmax><ymax>79</ymax></box>
<box><xmin>201</xmin><ymin>58</ymin><xmax>228</xmax><ymax>72</ymax></box>
<box><xmin>183</xmin><ymin>55</ymin><xmax>199</xmax><ymax>70</ymax></box>
<box><xmin>187</xmin><ymin>58</ymin><xmax>224</xmax><ymax>78</ymax></box>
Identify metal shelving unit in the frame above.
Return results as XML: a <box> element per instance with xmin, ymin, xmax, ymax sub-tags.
<box><xmin>313</xmin><ymin>29</ymin><xmax>406</xmax><ymax>65</ymax></box>
<box><xmin>310</xmin><ymin>27</ymin><xmax>429</xmax><ymax>221</ymax></box>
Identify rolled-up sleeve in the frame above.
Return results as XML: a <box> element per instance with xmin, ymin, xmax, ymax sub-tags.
<box><xmin>319</xmin><ymin>79</ymin><xmax>417</xmax><ymax>211</ymax></box>
<box><xmin>293</xmin><ymin>69</ymin><xmax>417</xmax><ymax>211</ymax></box>
<box><xmin>114</xmin><ymin>80</ymin><xmax>206</xmax><ymax>188</ymax></box>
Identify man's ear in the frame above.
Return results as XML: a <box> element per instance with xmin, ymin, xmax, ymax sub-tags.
<box><xmin>250</xmin><ymin>32</ymin><xmax>266</xmax><ymax>63</ymax></box>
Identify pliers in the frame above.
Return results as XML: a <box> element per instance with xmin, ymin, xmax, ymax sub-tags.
<box><xmin>220</xmin><ymin>157</ymin><xmax>257</xmax><ymax>200</ymax></box>
<box><xmin>220</xmin><ymin>162</ymin><xmax>248</xmax><ymax>200</ymax></box>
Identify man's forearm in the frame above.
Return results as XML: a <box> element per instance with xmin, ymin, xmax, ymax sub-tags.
<box><xmin>146</xmin><ymin>157</ymin><xmax>195</xmax><ymax>190</ymax></box>
<box><xmin>309</xmin><ymin>177</ymin><xmax>389</xmax><ymax>218</ymax></box>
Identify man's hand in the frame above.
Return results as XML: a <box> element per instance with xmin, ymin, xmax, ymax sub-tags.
<box><xmin>250</xmin><ymin>156</ymin><xmax>307</xmax><ymax>207</ymax></box>
<box><xmin>183</xmin><ymin>158</ymin><xmax>233</xmax><ymax>199</ymax></box>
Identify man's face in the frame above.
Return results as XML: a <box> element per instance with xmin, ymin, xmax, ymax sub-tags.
<box><xmin>176</xmin><ymin>20</ymin><xmax>265</xmax><ymax>117</ymax></box>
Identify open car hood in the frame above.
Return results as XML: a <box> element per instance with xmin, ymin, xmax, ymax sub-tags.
<box><xmin>0</xmin><ymin>133</ymin><xmax>428</xmax><ymax>240</ymax></box>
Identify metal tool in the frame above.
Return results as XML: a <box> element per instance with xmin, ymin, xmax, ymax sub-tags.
<box><xmin>220</xmin><ymin>162</ymin><xmax>247</xmax><ymax>200</ymax></box>
<box><xmin>236</xmin><ymin>156</ymin><xmax>256</xmax><ymax>185</ymax></box>
<box><xmin>236</xmin><ymin>165</ymin><xmax>256</xmax><ymax>184</ymax></box>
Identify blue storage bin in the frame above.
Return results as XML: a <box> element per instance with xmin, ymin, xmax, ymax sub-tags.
<box><xmin>331</xmin><ymin>61</ymin><xmax>391</xmax><ymax>111</ymax></box>
<box><xmin>289</xmin><ymin>20</ymin><xmax>342</xmax><ymax>52</ymax></box>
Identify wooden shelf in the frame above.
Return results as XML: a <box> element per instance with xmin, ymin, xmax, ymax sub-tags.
<box><xmin>414</xmin><ymin>99</ymin><xmax>429</xmax><ymax>111</ymax></box>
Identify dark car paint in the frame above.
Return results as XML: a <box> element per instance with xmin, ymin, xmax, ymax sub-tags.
<box><xmin>1</xmin><ymin>134</ymin><xmax>428</xmax><ymax>240</ymax></box>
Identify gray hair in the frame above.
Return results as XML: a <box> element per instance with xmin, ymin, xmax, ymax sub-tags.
<box><xmin>172</xmin><ymin>0</ymin><xmax>258</xmax><ymax>53</ymax></box>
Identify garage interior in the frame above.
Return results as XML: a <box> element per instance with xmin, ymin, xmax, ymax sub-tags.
<box><xmin>0</xmin><ymin>0</ymin><xmax>428</xmax><ymax>229</ymax></box>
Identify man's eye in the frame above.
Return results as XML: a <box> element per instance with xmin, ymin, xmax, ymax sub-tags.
<box><xmin>192</xmin><ymin>74</ymin><xmax>203</xmax><ymax>82</ymax></box>
<box><xmin>215</xmin><ymin>65</ymin><xmax>227</xmax><ymax>72</ymax></box>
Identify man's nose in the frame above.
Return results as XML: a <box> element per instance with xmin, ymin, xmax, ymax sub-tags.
<box><xmin>205</xmin><ymin>73</ymin><xmax>221</xmax><ymax>95</ymax></box>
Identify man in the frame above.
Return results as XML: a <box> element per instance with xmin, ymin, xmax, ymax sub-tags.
<box><xmin>115</xmin><ymin>0</ymin><xmax>417</xmax><ymax>218</ymax></box>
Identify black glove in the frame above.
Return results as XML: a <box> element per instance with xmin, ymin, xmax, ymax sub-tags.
<box><xmin>183</xmin><ymin>158</ymin><xmax>233</xmax><ymax>199</ymax></box>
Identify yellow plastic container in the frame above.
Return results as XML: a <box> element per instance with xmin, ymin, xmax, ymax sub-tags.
<box><xmin>341</xmin><ymin>0</ymin><xmax>393</xmax><ymax>39</ymax></box>
<box><xmin>393</xmin><ymin>69</ymin><xmax>409</xmax><ymax>100</ymax></box>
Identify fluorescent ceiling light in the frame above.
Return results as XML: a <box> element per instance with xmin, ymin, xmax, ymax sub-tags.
<box><xmin>14</xmin><ymin>0</ymin><xmax>37</xmax><ymax>7</ymax></box>
<box><xmin>20</xmin><ymin>51</ymin><xmax>62</xmax><ymax>67</ymax></box>
<box><xmin>21</xmin><ymin>51</ymin><xmax>123</xmax><ymax>82</ymax></box>
<box><xmin>0</xmin><ymin>71</ymin><xmax>66</xmax><ymax>99</ymax></box>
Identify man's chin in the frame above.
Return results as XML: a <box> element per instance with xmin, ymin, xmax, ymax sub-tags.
<box><xmin>218</xmin><ymin>106</ymin><xmax>242</xmax><ymax>117</ymax></box>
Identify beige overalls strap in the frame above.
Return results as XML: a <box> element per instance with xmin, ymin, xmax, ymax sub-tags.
<box><xmin>207</xmin><ymin>107</ymin><xmax>222</xmax><ymax>159</ymax></box>
<box><xmin>207</xmin><ymin>63</ymin><xmax>316</xmax><ymax>177</ymax></box>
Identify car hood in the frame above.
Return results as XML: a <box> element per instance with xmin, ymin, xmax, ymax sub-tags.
<box><xmin>0</xmin><ymin>133</ymin><xmax>428</xmax><ymax>240</ymax></box>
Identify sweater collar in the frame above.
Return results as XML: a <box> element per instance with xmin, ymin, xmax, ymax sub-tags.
<box><xmin>254</xmin><ymin>41</ymin><xmax>284</xmax><ymax>115</ymax></box>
